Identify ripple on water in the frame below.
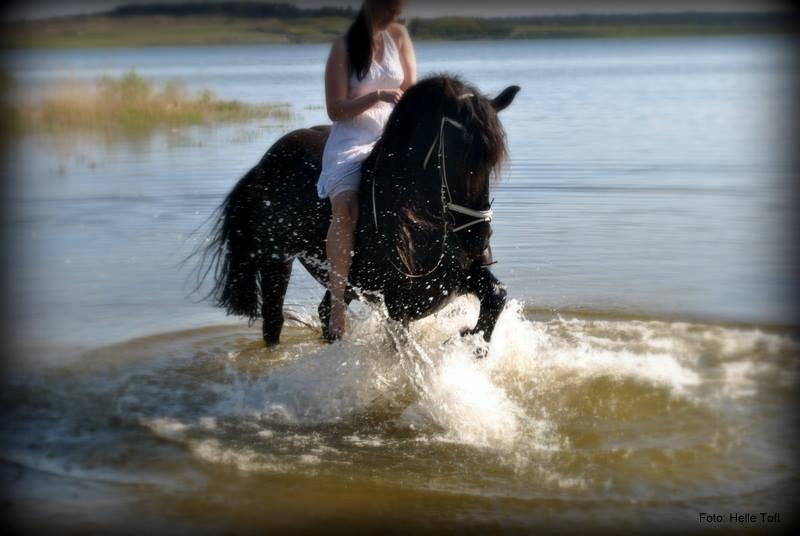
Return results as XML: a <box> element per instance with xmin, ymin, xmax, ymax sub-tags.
<box><xmin>3</xmin><ymin>298</ymin><xmax>797</xmax><ymax>514</ymax></box>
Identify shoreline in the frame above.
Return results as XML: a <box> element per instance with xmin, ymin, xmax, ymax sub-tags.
<box><xmin>1</xmin><ymin>12</ymin><xmax>791</xmax><ymax>50</ymax></box>
<box><xmin>3</xmin><ymin>30</ymin><xmax>789</xmax><ymax>52</ymax></box>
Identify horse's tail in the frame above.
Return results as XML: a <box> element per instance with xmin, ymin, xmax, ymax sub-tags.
<box><xmin>196</xmin><ymin>168</ymin><xmax>263</xmax><ymax>322</ymax></box>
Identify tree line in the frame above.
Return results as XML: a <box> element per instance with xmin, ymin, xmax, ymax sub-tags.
<box><xmin>111</xmin><ymin>2</ymin><xmax>356</xmax><ymax>19</ymax></box>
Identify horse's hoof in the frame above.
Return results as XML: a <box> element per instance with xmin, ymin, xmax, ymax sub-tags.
<box><xmin>325</xmin><ymin>332</ymin><xmax>342</xmax><ymax>343</ymax></box>
<box><xmin>458</xmin><ymin>328</ymin><xmax>488</xmax><ymax>359</ymax></box>
<box><xmin>460</xmin><ymin>327</ymin><xmax>480</xmax><ymax>338</ymax></box>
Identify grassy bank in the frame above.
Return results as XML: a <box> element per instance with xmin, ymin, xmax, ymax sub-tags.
<box><xmin>2</xmin><ymin>14</ymin><xmax>350</xmax><ymax>48</ymax></box>
<box><xmin>407</xmin><ymin>13</ymin><xmax>793</xmax><ymax>41</ymax></box>
<box><xmin>7</xmin><ymin>71</ymin><xmax>291</xmax><ymax>136</ymax></box>
<box><xmin>1</xmin><ymin>11</ymin><xmax>792</xmax><ymax>49</ymax></box>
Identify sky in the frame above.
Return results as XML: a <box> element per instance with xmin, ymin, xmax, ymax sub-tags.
<box><xmin>3</xmin><ymin>0</ymin><xmax>790</xmax><ymax>21</ymax></box>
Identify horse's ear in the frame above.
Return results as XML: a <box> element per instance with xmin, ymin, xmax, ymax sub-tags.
<box><xmin>491</xmin><ymin>85</ymin><xmax>520</xmax><ymax>112</ymax></box>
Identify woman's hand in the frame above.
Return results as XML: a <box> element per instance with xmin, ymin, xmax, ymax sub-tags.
<box><xmin>377</xmin><ymin>88</ymin><xmax>403</xmax><ymax>104</ymax></box>
<box><xmin>325</xmin><ymin>37</ymin><xmax>405</xmax><ymax>121</ymax></box>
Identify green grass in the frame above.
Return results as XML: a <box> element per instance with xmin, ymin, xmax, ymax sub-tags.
<box><xmin>2</xmin><ymin>15</ymin><xmax>350</xmax><ymax>48</ymax></box>
<box><xmin>8</xmin><ymin>71</ymin><xmax>292</xmax><ymax>136</ymax></box>
<box><xmin>407</xmin><ymin>18</ymin><xmax>787</xmax><ymax>41</ymax></box>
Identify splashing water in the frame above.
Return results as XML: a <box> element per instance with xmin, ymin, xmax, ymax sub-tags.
<box><xmin>2</xmin><ymin>298</ymin><xmax>798</xmax><ymax>530</ymax></box>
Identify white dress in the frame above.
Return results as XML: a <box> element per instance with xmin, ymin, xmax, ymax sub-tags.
<box><xmin>317</xmin><ymin>30</ymin><xmax>405</xmax><ymax>199</ymax></box>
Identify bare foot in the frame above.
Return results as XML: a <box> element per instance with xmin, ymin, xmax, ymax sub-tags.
<box><xmin>328</xmin><ymin>299</ymin><xmax>346</xmax><ymax>341</ymax></box>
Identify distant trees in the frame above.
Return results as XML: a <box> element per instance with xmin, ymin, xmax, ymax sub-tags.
<box><xmin>407</xmin><ymin>17</ymin><xmax>510</xmax><ymax>40</ymax></box>
<box><xmin>407</xmin><ymin>11</ymin><xmax>791</xmax><ymax>40</ymax></box>
<box><xmin>111</xmin><ymin>2</ymin><xmax>356</xmax><ymax>19</ymax></box>
<box><xmin>107</xmin><ymin>3</ymin><xmax>793</xmax><ymax>36</ymax></box>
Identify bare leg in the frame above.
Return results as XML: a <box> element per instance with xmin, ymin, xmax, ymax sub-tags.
<box><xmin>318</xmin><ymin>290</ymin><xmax>354</xmax><ymax>342</ymax></box>
<box><xmin>325</xmin><ymin>191</ymin><xmax>358</xmax><ymax>340</ymax></box>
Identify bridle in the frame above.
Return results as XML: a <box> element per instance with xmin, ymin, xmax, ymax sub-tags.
<box><xmin>371</xmin><ymin>93</ymin><xmax>494</xmax><ymax>278</ymax></box>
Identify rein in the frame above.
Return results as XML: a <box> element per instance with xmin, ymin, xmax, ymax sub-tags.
<box><xmin>371</xmin><ymin>94</ymin><xmax>494</xmax><ymax>279</ymax></box>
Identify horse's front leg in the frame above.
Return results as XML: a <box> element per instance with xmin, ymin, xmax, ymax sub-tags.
<box><xmin>461</xmin><ymin>264</ymin><xmax>507</xmax><ymax>342</ymax></box>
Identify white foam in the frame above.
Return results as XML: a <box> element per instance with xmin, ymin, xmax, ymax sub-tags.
<box><xmin>215</xmin><ymin>337</ymin><xmax>390</xmax><ymax>424</ymax></box>
<box><xmin>141</xmin><ymin>417</ymin><xmax>190</xmax><ymax>442</ymax></box>
<box><xmin>167</xmin><ymin>296</ymin><xmax>797</xmax><ymax>470</ymax></box>
<box><xmin>344</xmin><ymin>435</ymin><xmax>385</xmax><ymax>448</ymax></box>
<box><xmin>189</xmin><ymin>439</ymin><xmax>287</xmax><ymax>473</ymax></box>
<box><xmin>396</xmin><ymin>341</ymin><xmax>524</xmax><ymax>448</ymax></box>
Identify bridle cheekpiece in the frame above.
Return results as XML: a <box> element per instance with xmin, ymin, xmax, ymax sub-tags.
<box><xmin>371</xmin><ymin>92</ymin><xmax>494</xmax><ymax>278</ymax></box>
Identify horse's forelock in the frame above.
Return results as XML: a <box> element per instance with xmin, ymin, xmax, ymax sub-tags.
<box><xmin>440</xmin><ymin>77</ymin><xmax>508</xmax><ymax>202</ymax></box>
<box><xmin>379</xmin><ymin>75</ymin><xmax>507</xmax><ymax>185</ymax></box>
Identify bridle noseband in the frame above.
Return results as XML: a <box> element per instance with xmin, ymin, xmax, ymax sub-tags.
<box><xmin>371</xmin><ymin>92</ymin><xmax>494</xmax><ymax>278</ymax></box>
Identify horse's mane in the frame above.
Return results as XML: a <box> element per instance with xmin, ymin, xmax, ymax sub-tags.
<box><xmin>367</xmin><ymin>74</ymin><xmax>507</xmax><ymax>193</ymax></box>
<box><xmin>363</xmin><ymin>75</ymin><xmax>508</xmax><ymax>274</ymax></box>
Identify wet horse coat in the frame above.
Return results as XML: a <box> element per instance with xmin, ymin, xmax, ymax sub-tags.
<box><xmin>200</xmin><ymin>76</ymin><xmax>519</xmax><ymax>346</ymax></box>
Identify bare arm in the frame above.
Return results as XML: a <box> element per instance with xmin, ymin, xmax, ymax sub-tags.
<box><xmin>325</xmin><ymin>38</ymin><xmax>381</xmax><ymax>122</ymax></box>
<box><xmin>392</xmin><ymin>24</ymin><xmax>417</xmax><ymax>91</ymax></box>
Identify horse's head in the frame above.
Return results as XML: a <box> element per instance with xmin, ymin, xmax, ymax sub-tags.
<box><xmin>369</xmin><ymin>75</ymin><xmax>519</xmax><ymax>273</ymax></box>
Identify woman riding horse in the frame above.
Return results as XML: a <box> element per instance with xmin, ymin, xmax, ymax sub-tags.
<box><xmin>199</xmin><ymin>74</ymin><xmax>519</xmax><ymax>348</ymax></box>
<box><xmin>319</xmin><ymin>0</ymin><xmax>416</xmax><ymax>340</ymax></box>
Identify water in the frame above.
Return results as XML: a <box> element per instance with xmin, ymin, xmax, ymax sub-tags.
<box><xmin>2</xmin><ymin>36</ymin><xmax>798</xmax><ymax>531</ymax></box>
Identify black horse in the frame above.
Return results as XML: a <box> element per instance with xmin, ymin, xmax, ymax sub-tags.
<box><xmin>199</xmin><ymin>75</ymin><xmax>519</xmax><ymax>346</ymax></box>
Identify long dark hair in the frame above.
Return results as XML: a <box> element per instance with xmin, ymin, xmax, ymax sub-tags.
<box><xmin>346</xmin><ymin>7</ymin><xmax>373</xmax><ymax>81</ymax></box>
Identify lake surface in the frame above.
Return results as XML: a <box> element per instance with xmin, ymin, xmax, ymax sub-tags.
<box><xmin>2</xmin><ymin>36</ymin><xmax>798</xmax><ymax>532</ymax></box>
